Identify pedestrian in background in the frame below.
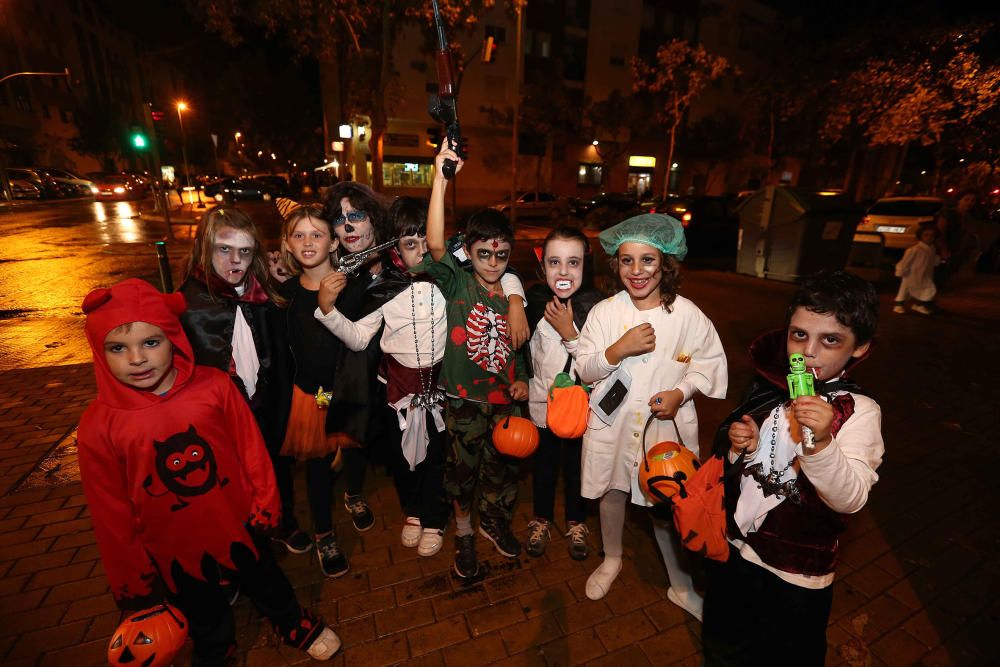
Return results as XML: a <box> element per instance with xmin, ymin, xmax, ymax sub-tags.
<box><xmin>894</xmin><ymin>222</ymin><xmax>939</xmax><ymax>315</ymax></box>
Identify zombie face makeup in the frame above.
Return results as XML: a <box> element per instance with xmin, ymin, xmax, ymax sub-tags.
<box><xmin>398</xmin><ymin>234</ymin><xmax>429</xmax><ymax>270</ymax></box>
<box><xmin>786</xmin><ymin>306</ymin><xmax>869</xmax><ymax>381</ymax></box>
<box><xmin>284</xmin><ymin>216</ymin><xmax>338</xmax><ymax>270</ymax></box>
<box><xmin>467</xmin><ymin>238</ymin><xmax>512</xmax><ymax>288</ymax></box>
<box><xmin>617</xmin><ymin>241</ymin><xmax>662</xmax><ymax>304</ymax></box>
<box><xmin>334</xmin><ymin>196</ymin><xmax>375</xmax><ymax>253</ymax></box>
<box><xmin>211</xmin><ymin>227</ymin><xmax>255</xmax><ymax>286</ymax></box>
<box><xmin>543</xmin><ymin>237</ymin><xmax>585</xmax><ymax>299</ymax></box>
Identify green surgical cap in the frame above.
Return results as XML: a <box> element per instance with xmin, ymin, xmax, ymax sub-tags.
<box><xmin>598</xmin><ymin>214</ymin><xmax>688</xmax><ymax>261</ymax></box>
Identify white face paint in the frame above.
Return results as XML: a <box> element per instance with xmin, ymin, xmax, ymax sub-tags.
<box><xmin>334</xmin><ymin>196</ymin><xmax>375</xmax><ymax>254</ymax></box>
<box><xmin>542</xmin><ymin>237</ymin><xmax>585</xmax><ymax>299</ymax></box>
<box><xmin>397</xmin><ymin>234</ymin><xmax>428</xmax><ymax>270</ymax></box>
<box><xmin>211</xmin><ymin>227</ymin><xmax>255</xmax><ymax>286</ymax></box>
<box><xmin>786</xmin><ymin>307</ymin><xmax>869</xmax><ymax>382</ymax></box>
<box><xmin>616</xmin><ymin>241</ymin><xmax>662</xmax><ymax>303</ymax></box>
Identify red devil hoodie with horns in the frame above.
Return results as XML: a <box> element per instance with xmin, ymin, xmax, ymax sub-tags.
<box><xmin>78</xmin><ymin>279</ymin><xmax>280</xmax><ymax>606</ymax></box>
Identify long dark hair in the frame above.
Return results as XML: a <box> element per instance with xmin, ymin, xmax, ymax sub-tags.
<box><xmin>322</xmin><ymin>182</ymin><xmax>392</xmax><ymax>244</ymax></box>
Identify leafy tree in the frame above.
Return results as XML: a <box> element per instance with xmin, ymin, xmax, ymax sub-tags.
<box><xmin>185</xmin><ymin>0</ymin><xmax>496</xmax><ymax>191</ymax></box>
<box><xmin>584</xmin><ymin>88</ymin><xmax>651</xmax><ymax>188</ymax></box>
<box><xmin>70</xmin><ymin>102</ymin><xmax>126</xmax><ymax>171</ymax></box>
<box><xmin>632</xmin><ymin>39</ymin><xmax>736</xmax><ymax>196</ymax></box>
<box><xmin>823</xmin><ymin>27</ymin><xmax>1000</xmax><ymax>190</ymax></box>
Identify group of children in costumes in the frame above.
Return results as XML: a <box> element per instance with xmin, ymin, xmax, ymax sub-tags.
<box><xmin>78</xmin><ymin>143</ymin><xmax>885</xmax><ymax>666</ymax></box>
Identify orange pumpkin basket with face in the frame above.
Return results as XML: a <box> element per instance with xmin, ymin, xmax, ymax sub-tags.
<box><xmin>638</xmin><ymin>415</ymin><xmax>699</xmax><ymax>505</ymax></box>
<box><xmin>493</xmin><ymin>414</ymin><xmax>540</xmax><ymax>458</ymax></box>
<box><xmin>108</xmin><ymin>603</ymin><xmax>188</xmax><ymax>667</ymax></box>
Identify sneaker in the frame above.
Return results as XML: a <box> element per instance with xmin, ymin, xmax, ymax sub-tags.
<box><xmin>565</xmin><ymin>521</ymin><xmax>590</xmax><ymax>561</ymax></box>
<box><xmin>453</xmin><ymin>533</ymin><xmax>479</xmax><ymax>579</ymax></box>
<box><xmin>479</xmin><ymin>517</ymin><xmax>522</xmax><ymax>558</ymax></box>
<box><xmin>418</xmin><ymin>528</ymin><xmax>445</xmax><ymax>557</ymax></box>
<box><xmin>344</xmin><ymin>494</ymin><xmax>375</xmax><ymax>532</ymax></box>
<box><xmin>912</xmin><ymin>304</ymin><xmax>932</xmax><ymax>315</ymax></box>
<box><xmin>401</xmin><ymin>517</ymin><xmax>422</xmax><ymax>547</ymax></box>
<box><xmin>316</xmin><ymin>534</ymin><xmax>349</xmax><ymax>578</ymax></box>
<box><xmin>305</xmin><ymin>627</ymin><xmax>342</xmax><ymax>660</ymax></box>
<box><xmin>667</xmin><ymin>586</ymin><xmax>704</xmax><ymax>622</ymax></box>
<box><xmin>526</xmin><ymin>519</ymin><xmax>551</xmax><ymax>558</ymax></box>
<box><xmin>893</xmin><ymin>304</ymin><xmax>906</xmax><ymax>314</ymax></box>
<box><xmin>274</xmin><ymin>528</ymin><xmax>313</xmax><ymax>555</ymax></box>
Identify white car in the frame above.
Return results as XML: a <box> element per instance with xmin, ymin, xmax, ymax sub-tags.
<box><xmin>853</xmin><ymin>197</ymin><xmax>944</xmax><ymax>250</ymax></box>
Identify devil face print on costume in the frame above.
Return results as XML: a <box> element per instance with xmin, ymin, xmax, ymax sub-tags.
<box><xmin>465</xmin><ymin>302</ymin><xmax>511</xmax><ymax>373</ymax></box>
<box><xmin>143</xmin><ymin>425</ymin><xmax>228</xmax><ymax>511</ymax></box>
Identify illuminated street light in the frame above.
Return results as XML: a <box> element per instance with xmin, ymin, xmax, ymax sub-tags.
<box><xmin>234</xmin><ymin>131</ymin><xmax>242</xmax><ymax>143</ymax></box>
<box><xmin>257</xmin><ymin>150</ymin><xmax>264</xmax><ymax>157</ymax></box>
<box><xmin>592</xmin><ymin>140</ymin><xmax>599</xmax><ymax>146</ymax></box>
<box><xmin>672</xmin><ymin>162</ymin><xmax>679</xmax><ymax>169</ymax></box>
<box><xmin>176</xmin><ymin>101</ymin><xmax>191</xmax><ymax>188</ymax></box>
<box><xmin>270</xmin><ymin>153</ymin><xmax>276</xmax><ymax>160</ymax></box>
<box><xmin>921</xmin><ymin>170</ymin><xmax>927</xmax><ymax>175</ymax></box>
<box><xmin>338</xmin><ymin>124</ymin><xmax>352</xmax><ymax>139</ymax></box>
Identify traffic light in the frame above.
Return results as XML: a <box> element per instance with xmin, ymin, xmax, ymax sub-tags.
<box><xmin>482</xmin><ymin>35</ymin><xmax>497</xmax><ymax>63</ymax></box>
<box><xmin>426</xmin><ymin>127</ymin><xmax>441</xmax><ymax>149</ymax></box>
<box><xmin>132</xmin><ymin>131</ymin><xmax>148</xmax><ymax>150</ymax></box>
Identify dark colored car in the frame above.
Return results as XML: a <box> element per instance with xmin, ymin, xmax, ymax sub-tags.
<box><xmin>10</xmin><ymin>178</ymin><xmax>42</xmax><ymax>199</ymax></box>
<box><xmin>570</xmin><ymin>191</ymin><xmax>640</xmax><ymax>218</ymax></box>
<box><xmin>204</xmin><ymin>176</ymin><xmax>289</xmax><ymax>202</ymax></box>
<box><xmin>40</xmin><ymin>168</ymin><xmax>97</xmax><ymax>197</ymax></box>
<box><xmin>643</xmin><ymin>194</ymin><xmax>741</xmax><ymax>256</ymax></box>
<box><xmin>92</xmin><ymin>173</ymin><xmax>148</xmax><ymax>201</ymax></box>
<box><xmin>7</xmin><ymin>168</ymin><xmax>63</xmax><ymax>199</ymax></box>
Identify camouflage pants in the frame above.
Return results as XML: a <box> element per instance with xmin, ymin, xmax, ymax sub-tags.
<box><xmin>443</xmin><ymin>398</ymin><xmax>519</xmax><ymax>523</ymax></box>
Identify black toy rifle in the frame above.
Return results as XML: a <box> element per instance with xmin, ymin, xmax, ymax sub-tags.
<box><xmin>428</xmin><ymin>0</ymin><xmax>466</xmax><ymax>178</ymax></box>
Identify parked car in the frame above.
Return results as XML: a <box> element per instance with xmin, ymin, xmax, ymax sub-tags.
<box><xmin>641</xmin><ymin>194</ymin><xmax>740</xmax><ymax>255</ymax></box>
<box><xmin>40</xmin><ymin>168</ymin><xmax>97</xmax><ymax>197</ymax></box>
<box><xmin>491</xmin><ymin>191</ymin><xmax>570</xmax><ymax>220</ymax></box>
<box><xmin>92</xmin><ymin>173</ymin><xmax>148</xmax><ymax>201</ymax></box>
<box><xmin>252</xmin><ymin>174</ymin><xmax>291</xmax><ymax>198</ymax></box>
<box><xmin>10</xmin><ymin>178</ymin><xmax>42</xmax><ymax>199</ymax></box>
<box><xmin>6</xmin><ymin>167</ymin><xmax>63</xmax><ymax>198</ymax></box>
<box><xmin>853</xmin><ymin>197</ymin><xmax>944</xmax><ymax>250</ymax></box>
<box><xmin>203</xmin><ymin>177</ymin><xmax>280</xmax><ymax>202</ymax></box>
<box><xmin>570</xmin><ymin>191</ymin><xmax>639</xmax><ymax>218</ymax></box>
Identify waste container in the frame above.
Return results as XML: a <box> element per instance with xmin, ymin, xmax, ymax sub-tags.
<box><xmin>735</xmin><ymin>186</ymin><xmax>862</xmax><ymax>282</ymax></box>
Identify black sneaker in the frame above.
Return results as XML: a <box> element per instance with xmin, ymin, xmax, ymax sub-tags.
<box><xmin>526</xmin><ymin>519</ymin><xmax>551</xmax><ymax>558</ymax></box>
<box><xmin>274</xmin><ymin>528</ymin><xmax>313</xmax><ymax>555</ymax></box>
<box><xmin>344</xmin><ymin>494</ymin><xmax>376</xmax><ymax>532</ymax></box>
<box><xmin>479</xmin><ymin>517</ymin><xmax>522</xmax><ymax>558</ymax></box>
<box><xmin>565</xmin><ymin>521</ymin><xmax>590</xmax><ymax>561</ymax></box>
<box><xmin>316</xmin><ymin>534</ymin><xmax>349</xmax><ymax>578</ymax></box>
<box><xmin>453</xmin><ymin>533</ymin><xmax>479</xmax><ymax>579</ymax></box>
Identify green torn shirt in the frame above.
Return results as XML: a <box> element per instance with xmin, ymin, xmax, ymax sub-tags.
<box><xmin>414</xmin><ymin>251</ymin><xmax>528</xmax><ymax>404</ymax></box>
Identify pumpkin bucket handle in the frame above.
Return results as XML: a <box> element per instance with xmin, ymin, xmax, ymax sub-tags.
<box><xmin>640</xmin><ymin>414</ymin><xmax>685</xmax><ymax>474</ymax></box>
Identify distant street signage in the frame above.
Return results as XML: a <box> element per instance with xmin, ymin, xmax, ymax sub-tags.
<box><xmin>629</xmin><ymin>155</ymin><xmax>656</xmax><ymax>168</ymax></box>
<box><xmin>386</xmin><ymin>133</ymin><xmax>420</xmax><ymax>147</ymax></box>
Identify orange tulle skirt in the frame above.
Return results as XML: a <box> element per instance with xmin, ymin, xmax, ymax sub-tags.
<box><xmin>280</xmin><ymin>386</ymin><xmax>341</xmax><ymax>460</ymax></box>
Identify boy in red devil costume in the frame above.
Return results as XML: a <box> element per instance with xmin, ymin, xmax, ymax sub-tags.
<box><xmin>77</xmin><ymin>279</ymin><xmax>340</xmax><ymax>664</ymax></box>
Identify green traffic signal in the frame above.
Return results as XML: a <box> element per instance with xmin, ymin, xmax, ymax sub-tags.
<box><xmin>132</xmin><ymin>133</ymin><xmax>147</xmax><ymax>149</ymax></box>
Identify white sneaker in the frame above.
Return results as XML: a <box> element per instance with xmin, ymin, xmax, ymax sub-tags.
<box><xmin>585</xmin><ymin>557</ymin><xmax>622</xmax><ymax>600</ymax></box>
<box><xmin>306</xmin><ymin>627</ymin><xmax>342</xmax><ymax>660</ymax></box>
<box><xmin>667</xmin><ymin>586</ymin><xmax>704</xmax><ymax>622</ymax></box>
<box><xmin>401</xmin><ymin>517</ymin><xmax>422</xmax><ymax>547</ymax></box>
<box><xmin>417</xmin><ymin>528</ymin><xmax>445</xmax><ymax>557</ymax></box>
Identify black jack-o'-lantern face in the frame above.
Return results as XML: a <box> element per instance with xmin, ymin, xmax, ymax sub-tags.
<box><xmin>153</xmin><ymin>425</ymin><xmax>219</xmax><ymax>497</ymax></box>
<box><xmin>108</xmin><ymin>604</ymin><xmax>188</xmax><ymax>667</ymax></box>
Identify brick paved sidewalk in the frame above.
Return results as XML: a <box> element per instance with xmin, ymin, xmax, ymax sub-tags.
<box><xmin>0</xmin><ymin>360</ymin><xmax>995</xmax><ymax>666</ymax></box>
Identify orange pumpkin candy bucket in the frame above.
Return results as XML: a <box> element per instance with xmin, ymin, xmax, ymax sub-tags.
<box><xmin>546</xmin><ymin>371</ymin><xmax>590</xmax><ymax>439</ymax></box>
<box><xmin>638</xmin><ymin>415</ymin><xmax>699</xmax><ymax>505</ymax></box>
<box><xmin>108</xmin><ymin>603</ymin><xmax>188</xmax><ymax>667</ymax></box>
<box><xmin>493</xmin><ymin>414</ymin><xmax>540</xmax><ymax>458</ymax></box>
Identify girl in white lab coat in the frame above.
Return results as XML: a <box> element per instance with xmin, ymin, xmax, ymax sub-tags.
<box><xmin>575</xmin><ymin>214</ymin><xmax>728</xmax><ymax>620</ymax></box>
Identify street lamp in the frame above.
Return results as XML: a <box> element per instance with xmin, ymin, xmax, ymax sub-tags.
<box><xmin>176</xmin><ymin>101</ymin><xmax>191</xmax><ymax>188</ymax></box>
